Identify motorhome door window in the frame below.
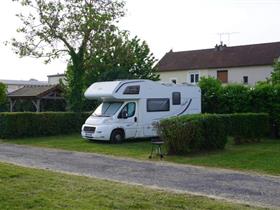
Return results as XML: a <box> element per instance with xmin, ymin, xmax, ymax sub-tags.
<box><xmin>118</xmin><ymin>102</ymin><xmax>136</xmax><ymax>118</ymax></box>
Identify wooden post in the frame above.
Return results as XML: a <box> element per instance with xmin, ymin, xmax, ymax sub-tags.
<box><xmin>9</xmin><ymin>99</ymin><xmax>16</xmax><ymax>112</ymax></box>
<box><xmin>37</xmin><ymin>99</ymin><xmax>40</xmax><ymax>112</ymax></box>
<box><xmin>32</xmin><ymin>99</ymin><xmax>41</xmax><ymax>112</ymax></box>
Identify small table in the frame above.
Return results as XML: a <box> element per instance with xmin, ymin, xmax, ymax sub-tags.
<box><xmin>149</xmin><ymin>137</ymin><xmax>164</xmax><ymax>159</ymax></box>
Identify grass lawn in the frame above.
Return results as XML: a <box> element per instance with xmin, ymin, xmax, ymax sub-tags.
<box><xmin>0</xmin><ymin>162</ymin><xmax>263</xmax><ymax>210</ymax></box>
<box><xmin>2</xmin><ymin>134</ymin><xmax>280</xmax><ymax>176</ymax></box>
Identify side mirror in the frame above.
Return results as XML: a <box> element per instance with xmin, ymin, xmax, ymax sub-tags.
<box><xmin>121</xmin><ymin>110</ymin><xmax>128</xmax><ymax>119</ymax></box>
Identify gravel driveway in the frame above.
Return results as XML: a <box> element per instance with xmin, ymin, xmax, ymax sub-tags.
<box><xmin>0</xmin><ymin>143</ymin><xmax>280</xmax><ymax>209</ymax></box>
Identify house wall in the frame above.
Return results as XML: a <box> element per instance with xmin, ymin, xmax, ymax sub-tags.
<box><xmin>0</xmin><ymin>80</ymin><xmax>48</xmax><ymax>93</ymax></box>
<box><xmin>6</xmin><ymin>84</ymin><xmax>24</xmax><ymax>93</ymax></box>
<box><xmin>159</xmin><ymin>65</ymin><xmax>273</xmax><ymax>85</ymax></box>
<box><xmin>207</xmin><ymin>65</ymin><xmax>272</xmax><ymax>85</ymax></box>
<box><xmin>48</xmin><ymin>75</ymin><xmax>66</xmax><ymax>85</ymax></box>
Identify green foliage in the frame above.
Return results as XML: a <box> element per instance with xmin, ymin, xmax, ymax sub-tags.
<box><xmin>10</xmin><ymin>99</ymin><xmax>66</xmax><ymax>112</ymax></box>
<box><xmin>251</xmin><ymin>83</ymin><xmax>280</xmax><ymax>137</ymax></box>
<box><xmin>159</xmin><ymin>114</ymin><xmax>228</xmax><ymax>155</ymax></box>
<box><xmin>219</xmin><ymin>84</ymin><xmax>251</xmax><ymax>113</ymax></box>
<box><xmin>65</xmin><ymin>31</ymin><xmax>159</xmax><ymax>111</ymax></box>
<box><xmin>11</xmin><ymin>0</ymin><xmax>125</xmax><ymax>112</ymax></box>
<box><xmin>198</xmin><ymin>77</ymin><xmax>222</xmax><ymax>113</ymax></box>
<box><xmin>85</xmin><ymin>33</ymin><xmax>159</xmax><ymax>83</ymax></box>
<box><xmin>271</xmin><ymin>60</ymin><xmax>280</xmax><ymax>85</ymax></box>
<box><xmin>0</xmin><ymin>112</ymin><xmax>90</xmax><ymax>139</ymax></box>
<box><xmin>159</xmin><ymin>113</ymin><xmax>269</xmax><ymax>155</ymax></box>
<box><xmin>199</xmin><ymin>77</ymin><xmax>280</xmax><ymax>138</ymax></box>
<box><xmin>226</xmin><ymin>113</ymin><xmax>269</xmax><ymax>144</ymax></box>
<box><xmin>0</xmin><ymin>83</ymin><xmax>7</xmax><ymax>112</ymax></box>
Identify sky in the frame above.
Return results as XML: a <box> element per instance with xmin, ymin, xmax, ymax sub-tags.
<box><xmin>1</xmin><ymin>0</ymin><xmax>280</xmax><ymax>81</ymax></box>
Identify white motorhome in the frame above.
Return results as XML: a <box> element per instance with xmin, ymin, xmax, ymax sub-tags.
<box><xmin>81</xmin><ymin>80</ymin><xmax>201</xmax><ymax>143</ymax></box>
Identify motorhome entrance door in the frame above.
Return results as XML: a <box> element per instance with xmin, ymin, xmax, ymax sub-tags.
<box><xmin>118</xmin><ymin>102</ymin><xmax>138</xmax><ymax>138</ymax></box>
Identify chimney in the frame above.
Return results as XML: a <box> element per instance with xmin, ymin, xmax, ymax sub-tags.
<box><xmin>214</xmin><ymin>41</ymin><xmax>227</xmax><ymax>51</ymax></box>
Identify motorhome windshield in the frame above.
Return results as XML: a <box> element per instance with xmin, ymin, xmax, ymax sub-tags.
<box><xmin>92</xmin><ymin>102</ymin><xmax>123</xmax><ymax>117</ymax></box>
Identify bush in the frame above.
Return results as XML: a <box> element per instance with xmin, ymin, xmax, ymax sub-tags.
<box><xmin>159</xmin><ymin>114</ymin><xmax>227</xmax><ymax>154</ymax></box>
<box><xmin>198</xmin><ymin>78</ymin><xmax>280</xmax><ymax>138</ymax></box>
<box><xmin>0</xmin><ymin>112</ymin><xmax>90</xmax><ymax>139</ymax></box>
<box><xmin>251</xmin><ymin>83</ymin><xmax>280</xmax><ymax>138</ymax></box>
<box><xmin>226</xmin><ymin>113</ymin><xmax>269</xmax><ymax>144</ymax></box>
<box><xmin>219</xmin><ymin>84</ymin><xmax>251</xmax><ymax>113</ymax></box>
<box><xmin>198</xmin><ymin>77</ymin><xmax>222</xmax><ymax>113</ymax></box>
<box><xmin>159</xmin><ymin>113</ymin><xmax>269</xmax><ymax>155</ymax></box>
<box><xmin>0</xmin><ymin>83</ymin><xmax>7</xmax><ymax>112</ymax></box>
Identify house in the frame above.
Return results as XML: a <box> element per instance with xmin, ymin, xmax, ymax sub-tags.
<box><xmin>0</xmin><ymin>73</ymin><xmax>66</xmax><ymax>94</ymax></box>
<box><xmin>47</xmin><ymin>73</ymin><xmax>66</xmax><ymax>84</ymax></box>
<box><xmin>0</xmin><ymin>79</ymin><xmax>47</xmax><ymax>93</ymax></box>
<box><xmin>157</xmin><ymin>42</ymin><xmax>280</xmax><ymax>85</ymax></box>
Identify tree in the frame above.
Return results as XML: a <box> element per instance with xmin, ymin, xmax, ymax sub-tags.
<box><xmin>198</xmin><ymin>77</ymin><xmax>222</xmax><ymax>113</ymax></box>
<box><xmin>65</xmin><ymin>30</ymin><xmax>159</xmax><ymax>111</ymax></box>
<box><xmin>84</xmin><ymin>31</ymin><xmax>159</xmax><ymax>85</ymax></box>
<box><xmin>0</xmin><ymin>83</ymin><xmax>7</xmax><ymax>112</ymax></box>
<box><xmin>10</xmin><ymin>0</ymin><xmax>125</xmax><ymax>112</ymax></box>
<box><xmin>271</xmin><ymin>60</ymin><xmax>280</xmax><ymax>85</ymax></box>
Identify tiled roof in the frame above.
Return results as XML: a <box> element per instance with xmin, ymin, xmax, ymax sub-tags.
<box><xmin>8</xmin><ymin>85</ymin><xmax>60</xmax><ymax>98</ymax></box>
<box><xmin>157</xmin><ymin>42</ymin><xmax>280</xmax><ymax>71</ymax></box>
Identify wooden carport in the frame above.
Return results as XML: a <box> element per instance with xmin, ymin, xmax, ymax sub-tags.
<box><xmin>8</xmin><ymin>85</ymin><xmax>64</xmax><ymax>112</ymax></box>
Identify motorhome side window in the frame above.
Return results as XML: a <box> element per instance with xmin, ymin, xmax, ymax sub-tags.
<box><xmin>172</xmin><ymin>92</ymin><xmax>181</xmax><ymax>105</ymax></box>
<box><xmin>118</xmin><ymin>102</ymin><xmax>136</xmax><ymax>118</ymax></box>
<box><xmin>147</xmin><ymin>99</ymin><xmax>170</xmax><ymax>112</ymax></box>
<box><xmin>123</xmin><ymin>86</ymin><xmax>140</xmax><ymax>94</ymax></box>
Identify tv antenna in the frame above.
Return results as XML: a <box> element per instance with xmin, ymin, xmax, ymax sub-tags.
<box><xmin>217</xmin><ymin>32</ymin><xmax>239</xmax><ymax>46</ymax></box>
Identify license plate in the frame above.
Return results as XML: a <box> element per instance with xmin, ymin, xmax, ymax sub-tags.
<box><xmin>85</xmin><ymin>133</ymin><xmax>93</xmax><ymax>138</ymax></box>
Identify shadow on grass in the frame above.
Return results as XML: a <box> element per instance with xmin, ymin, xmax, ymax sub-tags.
<box><xmin>86</xmin><ymin>138</ymin><xmax>151</xmax><ymax>144</ymax></box>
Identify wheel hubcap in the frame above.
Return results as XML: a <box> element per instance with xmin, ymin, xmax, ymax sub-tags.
<box><xmin>115</xmin><ymin>134</ymin><xmax>122</xmax><ymax>142</ymax></box>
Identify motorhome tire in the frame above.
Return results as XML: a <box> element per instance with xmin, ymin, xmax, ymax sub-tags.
<box><xmin>110</xmin><ymin>129</ymin><xmax>124</xmax><ymax>144</ymax></box>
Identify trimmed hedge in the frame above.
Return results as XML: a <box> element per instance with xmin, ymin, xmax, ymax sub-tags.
<box><xmin>0</xmin><ymin>112</ymin><xmax>90</xmax><ymax>139</ymax></box>
<box><xmin>159</xmin><ymin>113</ymin><xmax>269</xmax><ymax>155</ymax></box>
<box><xmin>198</xmin><ymin>77</ymin><xmax>280</xmax><ymax>138</ymax></box>
<box><xmin>159</xmin><ymin>114</ymin><xmax>227</xmax><ymax>155</ymax></box>
<box><xmin>225</xmin><ymin>113</ymin><xmax>269</xmax><ymax>144</ymax></box>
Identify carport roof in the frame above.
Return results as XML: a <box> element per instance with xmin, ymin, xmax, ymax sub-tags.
<box><xmin>8</xmin><ymin>85</ymin><xmax>61</xmax><ymax>98</ymax></box>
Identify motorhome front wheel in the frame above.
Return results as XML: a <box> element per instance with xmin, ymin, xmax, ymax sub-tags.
<box><xmin>110</xmin><ymin>129</ymin><xmax>124</xmax><ymax>144</ymax></box>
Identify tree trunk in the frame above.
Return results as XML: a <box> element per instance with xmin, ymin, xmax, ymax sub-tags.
<box><xmin>69</xmin><ymin>52</ymin><xmax>85</xmax><ymax>112</ymax></box>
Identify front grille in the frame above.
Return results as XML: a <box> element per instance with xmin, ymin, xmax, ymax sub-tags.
<box><xmin>83</xmin><ymin>126</ymin><xmax>96</xmax><ymax>132</ymax></box>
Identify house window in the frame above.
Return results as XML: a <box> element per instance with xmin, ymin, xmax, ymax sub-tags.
<box><xmin>190</xmin><ymin>73</ymin><xmax>199</xmax><ymax>84</ymax></box>
<box><xmin>217</xmin><ymin>70</ymin><xmax>228</xmax><ymax>83</ymax></box>
<box><xmin>243</xmin><ymin>76</ymin><xmax>248</xmax><ymax>84</ymax></box>
<box><xmin>147</xmin><ymin>98</ymin><xmax>170</xmax><ymax>112</ymax></box>
<box><xmin>172</xmin><ymin>92</ymin><xmax>181</xmax><ymax>105</ymax></box>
